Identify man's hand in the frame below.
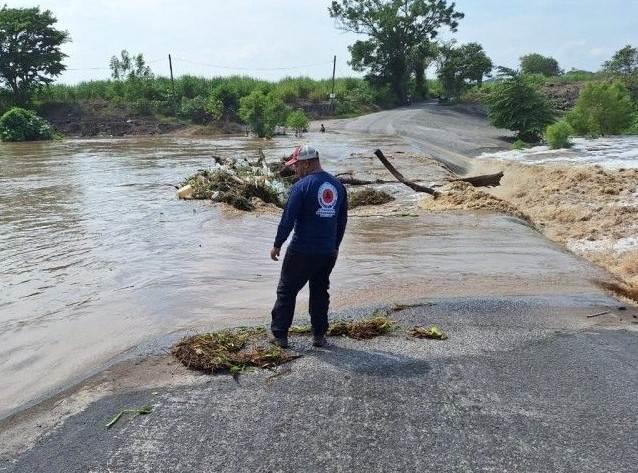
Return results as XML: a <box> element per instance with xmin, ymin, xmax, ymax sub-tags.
<box><xmin>270</xmin><ymin>246</ymin><xmax>281</xmax><ymax>261</ymax></box>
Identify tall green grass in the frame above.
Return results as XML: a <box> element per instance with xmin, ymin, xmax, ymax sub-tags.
<box><xmin>31</xmin><ymin>75</ymin><xmax>394</xmax><ymax>120</ymax></box>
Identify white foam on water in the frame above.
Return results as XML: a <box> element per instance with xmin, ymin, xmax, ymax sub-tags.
<box><xmin>567</xmin><ymin>236</ymin><xmax>638</xmax><ymax>254</ymax></box>
<box><xmin>478</xmin><ymin>136</ymin><xmax>638</xmax><ymax>169</ymax></box>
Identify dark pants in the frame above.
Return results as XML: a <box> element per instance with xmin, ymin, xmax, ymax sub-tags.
<box><xmin>271</xmin><ymin>249</ymin><xmax>338</xmax><ymax>338</ymax></box>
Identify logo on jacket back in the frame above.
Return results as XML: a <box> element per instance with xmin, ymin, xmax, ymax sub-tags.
<box><xmin>316</xmin><ymin>182</ymin><xmax>338</xmax><ymax>218</ymax></box>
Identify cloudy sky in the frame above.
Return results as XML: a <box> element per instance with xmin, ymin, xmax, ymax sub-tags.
<box><xmin>9</xmin><ymin>0</ymin><xmax>638</xmax><ymax>83</ymax></box>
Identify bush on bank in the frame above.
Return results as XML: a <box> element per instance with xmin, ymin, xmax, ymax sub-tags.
<box><xmin>566</xmin><ymin>81</ymin><xmax>635</xmax><ymax>137</ymax></box>
<box><xmin>0</xmin><ymin>107</ymin><xmax>54</xmax><ymax>142</ymax></box>
<box><xmin>545</xmin><ymin>120</ymin><xmax>574</xmax><ymax>149</ymax></box>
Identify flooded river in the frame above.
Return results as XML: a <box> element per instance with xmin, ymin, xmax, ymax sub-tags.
<box><xmin>0</xmin><ymin>132</ymin><xmax>604</xmax><ymax>418</ymax></box>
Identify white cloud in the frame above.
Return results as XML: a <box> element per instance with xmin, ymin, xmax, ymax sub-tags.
<box><xmin>589</xmin><ymin>48</ymin><xmax>606</xmax><ymax>57</ymax></box>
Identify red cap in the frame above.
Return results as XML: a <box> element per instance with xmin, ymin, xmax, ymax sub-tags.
<box><xmin>285</xmin><ymin>146</ymin><xmax>301</xmax><ymax>167</ymax></box>
<box><xmin>285</xmin><ymin>144</ymin><xmax>319</xmax><ymax>167</ymax></box>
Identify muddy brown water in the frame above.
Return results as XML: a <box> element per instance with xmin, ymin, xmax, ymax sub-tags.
<box><xmin>0</xmin><ymin>133</ymin><xmax>605</xmax><ymax>419</ymax></box>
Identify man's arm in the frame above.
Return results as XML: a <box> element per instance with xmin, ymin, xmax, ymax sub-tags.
<box><xmin>336</xmin><ymin>184</ymin><xmax>348</xmax><ymax>252</ymax></box>
<box><xmin>271</xmin><ymin>184</ymin><xmax>302</xmax><ymax>260</ymax></box>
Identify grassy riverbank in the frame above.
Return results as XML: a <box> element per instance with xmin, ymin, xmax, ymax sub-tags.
<box><xmin>19</xmin><ymin>76</ymin><xmax>395</xmax><ymax>137</ymax></box>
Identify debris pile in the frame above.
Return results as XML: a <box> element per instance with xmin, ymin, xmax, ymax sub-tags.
<box><xmin>171</xmin><ymin>327</ymin><xmax>298</xmax><ymax>374</ymax></box>
<box><xmin>285</xmin><ymin>313</ymin><xmax>397</xmax><ymax>340</ymax></box>
<box><xmin>349</xmin><ymin>188</ymin><xmax>395</xmax><ymax>208</ymax></box>
<box><xmin>327</xmin><ymin>312</ymin><xmax>396</xmax><ymax>339</ymax></box>
<box><xmin>177</xmin><ymin>154</ymin><xmax>292</xmax><ymax>211</ymax></box>
<box><xmin>408</xmin><ymin>325</ymin><xmax>448</xmax><ymax>340</ymax></box>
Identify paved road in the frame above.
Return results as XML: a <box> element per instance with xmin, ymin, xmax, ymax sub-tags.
<box><xmin>326</xmin><ymin>102</ymin><xmax>512</xmax><ymax>173</ymax></box>
<box><xmin>4</xmin><ymin>297</ymin><xmax>637</xmax><ymax>472</ymax></box>
<box><xmin>3</xmin><ymin>107</ymin><xmax>637</xmax><ymax>472</ymax></box>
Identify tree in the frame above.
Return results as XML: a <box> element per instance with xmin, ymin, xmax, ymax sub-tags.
<box><xmin>486</xmin><ymin>70</ymin><xmax>555</xmax><ymax>142</ymax></box>
<box><xmin>0</xmin><ymin>6</ymin><xmax>69</xmax><ymax>105</ymax></box>
<box><xmin>239</xmin><ymin>91</ymin><xmax>289</xmax><ymax>138</ymax></box>
<box><xmin>520</xmin><ymin>53</ymin><xmax>561</xmax><ymax>76</ymax></box>
<box><xmin>602</xmin><ymin>45</ymin><xmax>638</xmax><ymax>103</ymax></box>
<box><xmin>409</xmin><ymin>41</ymin><xmax>439</xmax><ymax>99</ymax></box>
<box><xmin>286</xmin><ymin>109</ymin><xmax>310</xmax><ymax>136</ymax></box>
<box><xmin>437</xmin><ymin>42</ymin><xmax>493</xmax><ymax>99</ymax></box>
<box><xmin>566</xmin><ymin>81</ymin><xmax>634</xmax><ymax>136</ymax></box>
<box><xmin>109</xmin><ymin>50</ymin><xmax>153</xmax><ymax>80</ymax></box>
<box><xmin>603</xmin><ymin>45</ymin><xmax>638</xmax><ymax>75</ymax></box>
<box><xmin>329</xmin><ymin>0</ymin><xmax>464</xmax><ymax>104</ymax></box>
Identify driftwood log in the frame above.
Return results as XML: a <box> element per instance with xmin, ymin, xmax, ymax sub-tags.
<box><xmin>452</xmin><ymin>171</ymin><xmax>504</xmax><ymax>187</ymax></box>
<box><xmin>374</xmin><ymin>149</ymin><xmax>438</xmax><ymax>196</ymax></box>
<box><xmin>335</xmin><ymin>171</ymin><xmax>432</xmax><ymax>187</ymax></box>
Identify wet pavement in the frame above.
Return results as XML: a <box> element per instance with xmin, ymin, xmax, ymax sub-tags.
<box><xmin>3</xmin><ymin>296</ymin><xmax>637</xmax><ymax>473</ymax></box>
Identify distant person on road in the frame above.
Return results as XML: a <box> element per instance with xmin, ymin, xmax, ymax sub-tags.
<box><xmin>270</xmin><ymin>145</ymin><xmax>348</xmax><ymax>349</ymax></box>
<box><xmin>320</xmin><ymin>124</ymin><xmax>326</xmax><ymax>133</ymax></box>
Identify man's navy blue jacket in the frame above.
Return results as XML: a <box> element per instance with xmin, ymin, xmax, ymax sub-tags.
<box><xmin>274</xmin><ymin>170</ymin><xmax>348</xmax><ymax>254</ymax></box>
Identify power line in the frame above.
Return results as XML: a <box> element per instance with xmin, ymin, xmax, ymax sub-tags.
<box><xmin>65</xmin><ymin>57</ymin><xmax>164</xmax><ymax>72</ymax></box>
<box><xmin>171</xmin><ymin>56</ymin><xmax>333</xmax><ymax>72</ymax></box>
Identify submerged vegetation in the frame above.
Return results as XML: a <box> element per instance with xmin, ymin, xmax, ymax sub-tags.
<box><xmin>348</xmin><ymin>188</ymin><xmax>395</xmax><ymax>208</ymax></box>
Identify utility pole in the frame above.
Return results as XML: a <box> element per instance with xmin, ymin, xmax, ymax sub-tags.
<box><xmin>330</xmin><ymin>55</ymin><xmax>336</xmax><ymax>114</ymax></box>
<box><xmin>168</xmin><ymin>54</ymin><xmax>176</xmax><ymax>112</ymax></box>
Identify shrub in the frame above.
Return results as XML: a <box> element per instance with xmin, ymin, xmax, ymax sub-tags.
<box><xmin>512</xmin><ymin>139</ymin><xmax>527</xmax><ymax>150</ymax></box>
<box><xmin>286</xmin><ymin>109</ymin><xmax>309</xmax><ymax>135</ymax></box>
<box><xmin>566</xmin><ymin>81</ymin><xmax>634</xmax><ymax>136</ymax></box>
<box><xmin>627</xmin><ymin>113</ymin><xmax>638</xmax><ymax>135</ymax></box>
<box><xmin>520</xmin><ymin>53</ymin><xmax>561</xmax><ymax>77</ymax></box>
<box><xmin>487</xmin><ymin>73</ymin><xmax>555</xmax><ymax>142</ymax></box>
<box><xmin>239</xmin><ymin>90</ymin><xmax>288</xmax><ymax>137</ymax></box>
<box><xmin>545</xmin><ymin>120</ymin><xmax>574</xmax><ymax>149</ymax></box>
<box><xmin>0</xmin><ymin>107</ymin><xmax>54</xmax><ymax>141</ymax></box>
<box><xmin>178</xmin><ymin>96</ymin><xmax>210</xmax><ymax>124</ymax></box>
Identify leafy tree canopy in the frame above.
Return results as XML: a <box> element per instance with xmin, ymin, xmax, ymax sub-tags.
<box><xmin>329</xmin><ymin>0</ymin><xmax>463</xmax><ymax>104</ymax></box>
<box><xmin>566</xmin><ymin>81</ymin><xmax>634</xmax><ymax>137</ymax></box>
<box><xmin>239</xmin><ymin>90</ymin><xmax>289</xmax><ymax>138</ymax></box>
<box><xmin>437</xmin><ymin>41</ymin><xmax>492</xmax><ymax>99</ymax></box>
<box><xmin>603</xmin><ymin>44</ymin><xmax>638</xmax><ymax>75</ymax></box>
<box><xmin>286</xmin><ymin>109</ymin><xmax>310</xmax><ymax>136</ymax></box>
<box><xmin>519</xmin><ymin>53</ymin><xmax>561</xmax><ymax>76</ymax></box>
<box><xmin>110</xmin><ymin>50</ymin><xmax>153</xmax><ymax>80</ymax></box>
<box><xmin>487</xmin><ymin>70</ymin><xmax>555</xmax><ymax>142</ymax></box>
<box><xmin>0</xmin><ymin>6</ymin><xmax>69</xmax><ymax>104</ymax></box>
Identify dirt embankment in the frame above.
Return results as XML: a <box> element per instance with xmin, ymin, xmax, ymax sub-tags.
<box><xmin>38</xmin><ymin>100</ymin><xmax>245</xmax><ymax>137</ymax></box>
<box><xmin>541</xmin><ymin>81</ymin><xmax>585</xmax><ymax>112</ymax></box>
<box><xmin>421</xmin><ymin>162</ymin><xmax>638</xmax><ymax>298</ymax></box>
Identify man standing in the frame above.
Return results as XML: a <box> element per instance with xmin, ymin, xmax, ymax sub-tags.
<box><xmin>270</xmin><ymin>145</ymin><xmax>348</xmax><ymax>348</ymax></box>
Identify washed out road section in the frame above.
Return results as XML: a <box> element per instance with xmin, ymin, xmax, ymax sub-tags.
<box><xmin>0</xmin><ymin>130</ymin><xmax>607</xmax><ymax>419</ymax></box>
